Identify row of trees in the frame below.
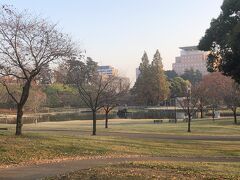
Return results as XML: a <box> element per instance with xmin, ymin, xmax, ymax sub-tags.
<box><xmin>181</xmin><ymin>0</ymin><xmax>240</xmax><ymax>132</ymax></box>
<box><xmin>194</xmin><ymin>72</ymin><xmax>240</xmax><ymax>124</ymax></box>
<box><xmin>0</xmin><ymin>0</ymin><xmax>239</xmax><ymax>135</ymax></box>
<box><xmin>57</xmin><ymin>56</ymin><xmax>129</xmax><ymax>135</ymax></box>
<box><xmin>131</xmin><ymin>49</ymin><xmax>240</xmax><ymax>133</ymax></box>
<box><xmin>0</xmin><ymin>7</ymin><xmax>129</xmax><ymax>136</ymax></box>
<box><xmin>0</xmin><ymin>83</ymin><xmax>84</xmax><ymax>109</ymax></box>
<box><xmin>178</xmin><ymin>72</ymin><xmax>240</xmax><ymax>132</ymax></box>
<box><xmin>131</xmin><ymin>51</ymin><xmax>202</xmax><ymax>105</ymax></box>
<box><xmin>165</xmin><ymin>69</ymin><xmax>203</xmax><ymax>86</ymax></box>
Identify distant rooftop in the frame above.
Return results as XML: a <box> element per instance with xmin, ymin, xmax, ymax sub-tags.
<box><xmin>98</xmin><ymin>65</ymin><xmax>112</xmax><ymax>69</ymax></box>
<box><xmin>179</xmin><ymin>46</ymin><xmax>198</xmax><ymax>51</ymax></box>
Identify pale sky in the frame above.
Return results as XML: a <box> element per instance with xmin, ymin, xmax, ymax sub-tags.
<box><xmin>1</xmin><ymin>0</ymin><xmax>223</xmax><ymax>83</ymax></box>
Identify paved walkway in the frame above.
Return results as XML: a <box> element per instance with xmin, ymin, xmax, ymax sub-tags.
<box><xmin>1</xmin><ymin>156</ymin><xmax>240</xmax><ymax>180</ymax></box>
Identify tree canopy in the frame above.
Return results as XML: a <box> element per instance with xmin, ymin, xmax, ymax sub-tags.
<box><xmin>165</xmin><ymin>70</ymin><xmax>178</xmax><ymax>80</ymax></box>
<box><xmin>181</xmin><ymin>68</ymin><xmax>202</xmax><ymax>85</ymax></box>
<box><xmin>170</xmin><ymin>77</ymin><xmax>190</xmax><ymax>98</ymax></box>
<box><xmin>198</xmin><ymin>0</ymin><xmax>240</xmax><ymax>83</ymax></box>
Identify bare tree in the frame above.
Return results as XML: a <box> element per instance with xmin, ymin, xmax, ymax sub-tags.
<box><xmin>192</xmin><ymin>83</ymin><xmax>208</xmax><ymax>118</ymax></box>
<box><xmin>177</xmin><ymin>85</ymin><xmax>200</xmax><ymax>132</ymax></box>
<box><xmin>0</xmin><ymin>8</ymin><xmax>73</xmax><ymax>135</ymax></box>
<box><xmin>192</xmin><ymin>73</ymin><xmax>238</xmax><ymax>123</ymax></box>
<box><xmin>67</xmin><ymin>56</ymin><xmax>115</xmax><ymax>135</ymax></box>
<box><xmin>223</xmin><ymin>81</ymin><xmax>240</xmax><ymax>124</ymax></box>
<box><xmin>102</xmin><ymin>77</ymin><xmax>130</xmax><ymax>128</ymax></box>
<box><xmin>198</xmin><ymin>73</ymin><xmax>229</xmax><ymax>121</ymax></box>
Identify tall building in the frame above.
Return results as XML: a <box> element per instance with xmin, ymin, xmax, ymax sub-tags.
<box><xmin>97</xmin><ymin>65</ymin><xmax>118</xmax><ymax>76</ymax></box>
<box><xmin>172</xmin><ymin>46</ymin><xmax>209</xmax><ymax>75</ymax></box>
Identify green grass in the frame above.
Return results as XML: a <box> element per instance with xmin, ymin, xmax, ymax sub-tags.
<box><xmin>12</xmin><ymin>117</ymin><xmax>240</xmax><ymax>136</ymax></box>
<box><xmin>102</xmin><ymin>119</ymin><xmax>240</xmax><ymax>135</ymax></box>
<box><xmin>48</xmin><ymin>161</ymin><xmax>240</xmax><ymax>180</ymax></box>
<box><xmin>0</xmin><ymin>118</ymin><xmax>240</xmax><ymax>166</ymax></box>
<box><xmin>1</xmin><ymin>132</ymin><xmax>239</xmax><ymax>166</ymax></box>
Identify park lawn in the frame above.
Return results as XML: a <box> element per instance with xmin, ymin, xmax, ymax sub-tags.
<box><xmin>47</xmin><ymin>161</ymin><xmax>240</xmax><ymax>180</ymax></box>
<box><xmin>0</xmin><ymin>118</ymin><xmax>239</xmax><ymax>166</ymax></box>
<box><xmin>104</xmin><ymin>118</ymin><xmax>240</xmax><ymax>135</ymax></box>
<box><xmin>12</xmin><ymin>118</ymin><xmax>240</xmax><ymax>136</ymax></box>
<box><xmin>0</xmin><ymin>130</ymin><xmax>240</xmax><ymax>166</ymax></box>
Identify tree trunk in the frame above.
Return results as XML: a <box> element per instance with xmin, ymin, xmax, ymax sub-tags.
<box><xmin>212</xmin><ymin>108</ymin><xmax>215</xmax><ymax>121</ymax></box>
<box><xmin>233</xmin><ymin>108</ymin><xmax>237</xmax><ymax>124</ymax></box>
<box><xmin>92</xmin><ymin>110</ymin><xmax>97</xmax><ymax>135</ymax></box>
<box><xmin>200</xmin><ymin>106</ymin><xmax>203</xmax><ymax>119</ymax></box>
<box><xmin>187</xmin><ymin>106</ymin><xmax>191</xmax><ymax>133</ymax></box>
<box><xmin>105</xmin><ymin>111</ymin><xmax>109</xmax><ymax>128</ymax></box>
<box><xmin>15</xmin><ymin>81</ymin><xmax>31</xmax><ymax>136</ymax></box>
<box><xmin>187</xmin><ymin>113</ymin><xmax>191</xmax><ymax>132</ymax></box>
<box><xmin>15</xmin><ymin>105</ymin><xmax>23</xmax><ymax>136</ymax></box>
<box><xmin>174</xmin><ymin>106</ymin><xmax>177</xmax><ymax>123</ymax></box>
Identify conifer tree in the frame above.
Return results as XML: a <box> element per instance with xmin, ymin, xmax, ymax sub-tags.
<box><xmin>151</xmin><ymin>50</ymin><xmax>170</xmax><ymax>104</ymax></box>
<box><xmin>132</xmin><ymin>50</ymin><xmax>169</xmax><ymax>105</ymax></box>
<box><xmin>132</xmin><ymin>51</ymin><xmax>154</xmax><ymax>105</ymax></box>
<box><xmin>139</xmin><ymin>51</ymin><xmax>150</xmax><ymax>72</ymax></box>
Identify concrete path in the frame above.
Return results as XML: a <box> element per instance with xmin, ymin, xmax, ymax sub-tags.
<box><xmin>1</xmin><ymin>156</ymin><xmax>240</xmax><ymax>180</ymax></box>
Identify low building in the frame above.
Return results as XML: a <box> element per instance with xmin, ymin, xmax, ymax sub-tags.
<box><xmin>172</xmin><ymin>46</ymin><xmax>209</xmax><ymax>75</ymax></box>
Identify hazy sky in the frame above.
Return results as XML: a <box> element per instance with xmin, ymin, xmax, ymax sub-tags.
<box><xmin>1</xmin><ymin>0</ymin><xmax>223</xmax><ymax>83</ymax></box>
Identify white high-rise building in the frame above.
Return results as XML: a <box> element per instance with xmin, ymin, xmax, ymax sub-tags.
<box><xmin>172</xmin><ymin>46</ymin><xmax>209</xmax><ymax>75</ymax></box>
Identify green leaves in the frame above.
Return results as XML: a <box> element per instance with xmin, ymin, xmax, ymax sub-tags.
<box><xmin>198</xmin><ymin>0</ymin><xmax>240</xmax><ymax>83</ymax></box>
<box><xmin>133</xmin><ymin>50</ymin><xmax>169</xmax><ymax>105</ymax></box>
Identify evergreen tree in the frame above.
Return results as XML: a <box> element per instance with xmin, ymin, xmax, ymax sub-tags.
<box><xmin>151</xmin><ymin>50</ymin><xmax>170</xmax><ymax>104</ymax></box>
<box><xmin>170</xmin><ymin>77</ymin><xmax>190</xmax><ymax>98</ymax></box>
<box><xmin>139</xmin><ymin>51</ymin><xmax>150</xmax><ymax>72</ymax></box>
<box><xmin>132</xmin><ymin>50</ymin><xmax>169</xmax><ymax>105</ymax></box>
<box><xmin>132</xmin><ymin>51</ymin><xmax>153</xmax><ymax>105</ymax></box>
